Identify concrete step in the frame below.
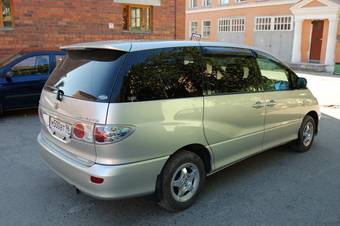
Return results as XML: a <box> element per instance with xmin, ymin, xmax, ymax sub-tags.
<box><xmin>290</xmin><ymin>63</ymin><xmax>328</xmax><ymax>72</ymax></box>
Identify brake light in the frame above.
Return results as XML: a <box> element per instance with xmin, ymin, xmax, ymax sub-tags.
<box><xmin>73</xmin><ymin>123</ymin><xmax>85</xmax><ymax>139</ymax></box>
<box><xmin>94</xmin><ymin>125</ymin><xmax>135</xmax><ymax>144</ymax></box>
<box><xmin>72</xmin><ymin>123</ymin><xmax>94</xmax><ymax>143</ymax></box>
<box><xmin>94</xmin><ymin>127</ymin><xmax>106</xmax><ymax>143</ymax></box>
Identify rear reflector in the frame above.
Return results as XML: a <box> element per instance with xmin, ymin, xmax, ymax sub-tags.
<box><xmin>90</xmin><ymin>176</ymin><xmax>104</xmax><ymax>184</ymax></box>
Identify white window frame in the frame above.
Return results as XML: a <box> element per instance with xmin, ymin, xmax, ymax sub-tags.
<box><xmin>189</xmin><ymin>0</ymin><xmax>198</xmax><ymax>8</ymax></box>
<box><xmin>218</xmin><ymin>17</ymin><xmax>245</xmax><ymax>32</ymax></box>
<box><xmin>255</xmin><ymin>15</ymin><xmax>293</xmax><ymax>31</ymax></box>
<box><xmin>202</xmin><ymin>20</ymin><xmax>211</xmax><ymax>38</ymax></box>
<box><xmin>203</xmin><ymin>0</ymin><xmax>211</xmax><ymax>7</ymax></box>
<box><xmin>220</xmin><ymin>0</ymin><xmax>229</xmax><ymax>5</ymax></box>
<box><xmin>235</xmin><ymin>0</ymin><xmax>246</xmax><ymax>4</ymax></box>
<box><xmin>189</xmin><ymin>21</ymin><xmax>199</xmax><ymax>38</ymax></box>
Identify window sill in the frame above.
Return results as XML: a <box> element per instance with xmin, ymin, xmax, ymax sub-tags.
<box><xmin>0</xmin><ymin>27</ymin><xmax>15</xmax><ymax>31</ymax></box>
<box><xmin>122</xmin><ymin>30</ymin><xmax>152</xmax><ymax>34</ymax></box>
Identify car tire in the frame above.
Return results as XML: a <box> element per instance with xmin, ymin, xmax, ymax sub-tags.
<box><xmin>157</xmin><ymin>151</ymin><xmax>205</xmax><ymax>212</ymax></box>
<box><xmin>294</xmin><ymin>115</ymin><xmax>316</xmax><ymax>152</ymax></box>
<box><xmin>0</xmin><ymin>104</ymin><xmax>3</xmax><ymax>116</ymax></box>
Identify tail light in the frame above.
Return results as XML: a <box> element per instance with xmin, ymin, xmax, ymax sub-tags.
<box><xmin>72</xmin><ymin>123</ymin><xmax>94</xmax><ymax>143</ymax></box>
<box><xmin>94</xmin><ymin>125</ymin><xmax>135</xmax><ymax>144</ymax></box>
<box><xmin>73</xmin><ymin>123</ymin><xmax>85</xmax><ymax>139</ymax></box>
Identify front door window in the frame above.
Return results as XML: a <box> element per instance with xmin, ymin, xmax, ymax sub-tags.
<box><xmin>11</xmin><ymin>55</ymin><xmax>50</xmax><ymax>76</ymax></box>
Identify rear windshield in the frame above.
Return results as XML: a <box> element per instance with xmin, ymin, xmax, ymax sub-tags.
<box><xmin>45</xmin><ymin>49</ymin><xmax>127</xmax><ymax>102</ymax></box>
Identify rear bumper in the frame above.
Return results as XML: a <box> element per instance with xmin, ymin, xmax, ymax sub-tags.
<box><xmin>37</xmin><ymin>132</ymin><xmax>168</xmax><ymax>199</ymax></box>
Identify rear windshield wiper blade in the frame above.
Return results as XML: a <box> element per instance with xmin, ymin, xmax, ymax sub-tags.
<box><xmin>44</xmin><ymin>85</ymin><xmax>60</xmax><ymax>93</ymax></box>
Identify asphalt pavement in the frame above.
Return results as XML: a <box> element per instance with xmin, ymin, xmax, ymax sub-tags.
<box><xmin>0</xmin><ymin>108</ymin><xmax>340</xmax><ymax>226</ymax></box>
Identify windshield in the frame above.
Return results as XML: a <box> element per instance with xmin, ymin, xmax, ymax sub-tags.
<box><xmin>0</xmin><ymin>52</ymin><xmax>22</xmax><ymax>67</ymax></box>
<box><xmin>45</xmin><ymin>49</ymin><xmax>127</xmax><ymax>102</ymax></box>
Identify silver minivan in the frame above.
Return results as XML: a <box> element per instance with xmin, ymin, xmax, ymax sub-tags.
<box><xmin>38</xmin><ymin>41</ymin><xmax>320</xmax><ymax>211</ymax></box>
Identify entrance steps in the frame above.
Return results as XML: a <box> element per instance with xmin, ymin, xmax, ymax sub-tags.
<box><xmin>289</xmin><ymin>62</ymin><xmax>328</xmax><ymax>72</ymax></box>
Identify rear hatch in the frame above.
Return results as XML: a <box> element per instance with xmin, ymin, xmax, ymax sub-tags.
<box><xmin>39</xmin><ymin>48</ymin><xmax>128</xmax><ymax>165</ymax></box>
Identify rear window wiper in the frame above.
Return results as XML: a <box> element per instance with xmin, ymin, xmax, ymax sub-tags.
<box><xmin>44</xmin><ymin>85</ymin><xmax>59</xmax><ymax>92</ymax></box>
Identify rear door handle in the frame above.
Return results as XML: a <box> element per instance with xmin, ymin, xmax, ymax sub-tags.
<box><xmin>253</xmin><ymin>101</ymin><xmax>265</xmax><ymax>109</ymax></box>
<box><xmin>266</xmin><ymin>100</ymin><xmax>276</xmax><ymax>107</ymax></box>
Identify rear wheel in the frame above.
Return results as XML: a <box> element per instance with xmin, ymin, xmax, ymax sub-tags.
<box><xmin>294</xmin><ymin>115</ymin><xmax>316</xmax><ymax>152</ymax></box>
<box><xmin>157</xmin><ymin>151</ymin><xmax>205</xmax><ymax>212</ymax></box>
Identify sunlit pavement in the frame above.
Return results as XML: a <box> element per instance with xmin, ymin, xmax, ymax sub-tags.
<box><xmin>297</xmin><ymin>71</ymin><xmax>340</xmax><ymax>119</ymax></box>
<box><xmin>1</xmin><ymin>72</ymin><xmax>340</xmax><ymax>225</ymax></box>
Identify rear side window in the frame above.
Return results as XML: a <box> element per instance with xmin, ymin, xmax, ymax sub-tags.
<box><xmin>202</xmin><ymin>48</ymin><xmax>260</xmax><ymax>95</ymax></box>
<box><xmin>116</xmin><ymin>47</ymin><xmax>203</xmax><ymax>102</ymax></box>
<box><xmin>45</xmin><ymin>49</ymin><xmax>127</xmax><ymax>102</ymax></box>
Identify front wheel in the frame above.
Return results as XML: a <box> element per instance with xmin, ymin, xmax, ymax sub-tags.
<box><xmin>157</xmin><ymin>151</ymin><xmax>205</xmax><ymax>212</ymax></box>
<box><xmin>294</xmin><ymin>115</ymin><xmax>316</xmax><ymax>152</ymax></box>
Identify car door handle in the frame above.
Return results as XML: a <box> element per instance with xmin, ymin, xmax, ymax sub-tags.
<box><xmin>266</xmin><ymin>100</ymin><xmax>277</xmax><ymax>107</ymax></box>
<box><xmin>252</xmin><ymin>101</ymin><xmax>265</xmax><ymax>109</ymax></box>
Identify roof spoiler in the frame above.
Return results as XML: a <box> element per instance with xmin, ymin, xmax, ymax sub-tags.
<box><xmin>61</xmin><ymin>41</ymin><xmax>132</xmax><ymax>52</ymax></box>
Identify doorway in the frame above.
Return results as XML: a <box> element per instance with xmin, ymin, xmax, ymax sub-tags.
<box><xmin>309</xmin><ymin>20</ymin><xmax>324</xmax><ymax>63</ymax></box>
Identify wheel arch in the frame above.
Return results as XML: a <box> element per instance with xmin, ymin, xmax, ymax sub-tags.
<box><xmin>306</xmin><ymin>111</ymin><xmax>319</xmax><ymax>135</ymax></box>
<box><xmin>170</xmin><ymin>143</ymin><xmax>213</xmax><ymax>174</ymax></box>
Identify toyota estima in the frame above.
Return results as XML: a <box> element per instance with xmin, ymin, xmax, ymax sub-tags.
<box><xmin>38</xmin><ymin>41</ymin><xmax>320</xmax><ymax>211</ymax></box>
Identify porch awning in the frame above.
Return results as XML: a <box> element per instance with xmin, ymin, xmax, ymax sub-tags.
<box><xmin>114</xmin><ymin>0</ymin><xmax>161</xmax><ymax>6</ymax></box>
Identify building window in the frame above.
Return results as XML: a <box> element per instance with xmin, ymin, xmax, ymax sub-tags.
<box><xmin>255</xmin><ymin>17</ymin><xmax>271</xmax><ymax>31</ymax></box>
<box><xmin>255</xmin><ymin>16</ymin><xmax>292</xmax><ymax>31</ymax></box>
<box><xmin>274</xmin><ymin>16</ymin><xmax>292</xmax><ymax>31</ymax></box>
<box><xmin>123</xmin><ymin>5</ymin><xmax>152</xmax><ymax>32</ymax></box>
<box><xmin>218</xmin><ymin>18</ymin><xmax>245</xmax><ymax>32</ymax></box>
<box><xmin>0</xmin><ymin>0</ymin><xmax>13</xmax><ymax>28</ymax></box>
<box><xmin>203</xmin><ymin>0</ymin><xmax>211</xmax><ymax>7</ymax></box>
<box><xmin>235</xmin><ymin>0</ymin><xmax>246</xmax><ymax>3</ymax></box>
<box><xmin>190</xmin><ymin>21</ymin><xmax>198</xmax><ymax>37</ymax></box>
<box><xmin>202</xmin><ymin>21</ymin><xmax>211</xmax><ymax>38</ymax></box>
<box><xmin>220</xmin><ymin>0</ymin><xmax>229</xmax><ymax>5</ymax></box>
<box><xmin>190</xmin><ymin>0</ymin><xmax>198</xmax><ymax>8</ymax></box>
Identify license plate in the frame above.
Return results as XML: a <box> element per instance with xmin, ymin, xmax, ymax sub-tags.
<box><xmin>49</xmin><ymin>117</ymin><xmax>72</xmax><ymax>138</ymax></box>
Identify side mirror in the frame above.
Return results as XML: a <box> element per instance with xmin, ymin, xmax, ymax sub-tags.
<box><xmin>297</xmin><ymin>77</ymin><xmax>307</xmax><ymax>89</ymax></box>
<box><xmin>4</xmin><ymin>70</ymin><xmax>14</xmax><ymax>82</ymax></box>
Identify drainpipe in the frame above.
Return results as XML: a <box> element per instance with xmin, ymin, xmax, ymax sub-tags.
<box><xmin>175</xmin><ymin>0</ymin><xmax>177</xmax><ymax>40</ymax></box>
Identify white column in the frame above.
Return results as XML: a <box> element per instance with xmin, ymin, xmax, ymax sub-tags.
<box><xmin>291</xmin><ymin>17</ymin><xmax>303</xmax><ymax>63</ymax></box>
<box><xmin>325</xmin><ymin>16</ymin><xmax>339</xmax><ymax>70</ymax></box>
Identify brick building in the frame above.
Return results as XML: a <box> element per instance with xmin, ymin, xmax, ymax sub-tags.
<box><xmin>0</xmin><ymin>0</ymin><xmax>185</xmax><ymax>59</ymax></box>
